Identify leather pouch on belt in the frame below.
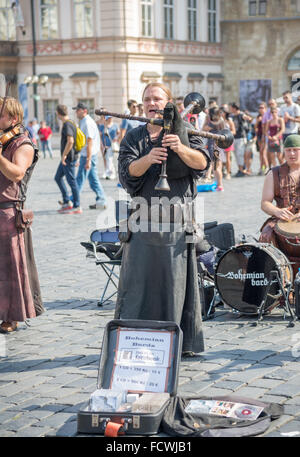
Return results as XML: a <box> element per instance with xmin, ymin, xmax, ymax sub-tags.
<box><xmin>15</xmin><ymin>208</ymin><xmax>34</xmax><ymax>230</ymax></box>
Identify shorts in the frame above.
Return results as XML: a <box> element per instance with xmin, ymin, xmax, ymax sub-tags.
<box><xmin>233</xmin><ymin>138</ymin><xmax>246</xmax><ymax>167</ymax></box>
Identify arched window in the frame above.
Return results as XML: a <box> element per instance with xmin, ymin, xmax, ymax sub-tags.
<box><xmin>287</xmin><ymin>49</ymin><xmax>300</xmax><ymax>71</ymax></box>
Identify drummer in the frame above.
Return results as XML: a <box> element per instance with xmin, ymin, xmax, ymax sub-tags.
<box><xmin>260</xmin><ymin>134</ymin><xmax>300</xmax><ymax>274</ymax></box>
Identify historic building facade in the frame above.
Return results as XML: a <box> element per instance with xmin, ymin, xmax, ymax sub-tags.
<box><xmin>0</xmin><ymin>0</ymin><xmax>223</xmax><ymax>134</ymax></box>
<box><xmin>221</xmin><ymin>0</ymin><xmax>300</xmax><ymax>112</ymax></box>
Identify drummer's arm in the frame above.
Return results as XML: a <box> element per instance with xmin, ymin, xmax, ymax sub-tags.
<box><xmin>261</xmin><ymin>172</ymin><xmax>293</xmax><ymax>221</ymax></box>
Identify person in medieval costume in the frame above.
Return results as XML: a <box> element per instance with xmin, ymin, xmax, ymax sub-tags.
<box><xmin>260</xmin><ymin>134</ymin><xmax>300</xmax><ymax>278</ymax></box>
<box><xmin>0</xmin><ymin>96</ymin><xmax>43</xmax><ymax>333</ymax></box>
<box><xmin>115</xmin><ymin>82</ymin><xmax>210</xmax><ymax>356</ymax></box>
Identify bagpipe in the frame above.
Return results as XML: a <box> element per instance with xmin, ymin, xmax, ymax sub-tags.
<box><xmin>95</xmin><ymin>92</ymin><xmax>234</xmax><ymax>191</ymax></box>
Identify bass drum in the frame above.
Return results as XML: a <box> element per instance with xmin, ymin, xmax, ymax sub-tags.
<box><xmin>214</xmin><ymin>243</ymin><xmax>292</xmax><ymax>315</ymax></box>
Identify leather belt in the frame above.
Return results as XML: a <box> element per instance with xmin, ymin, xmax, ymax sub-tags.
<box><xmin>0</xmin><ymin>202</ymin><xmax>16</xmax><ymax>209</ymax></box>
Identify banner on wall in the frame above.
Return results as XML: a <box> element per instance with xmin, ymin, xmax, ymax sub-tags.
<box><xmin>239</xmin><ymin>79</ymin><xmax>272</xmax><ymax>114</ymax></box>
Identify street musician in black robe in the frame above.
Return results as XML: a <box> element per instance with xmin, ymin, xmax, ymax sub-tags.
<box><xmin>115</xmin><ymin>82</ymin><xmax>210</xmax><ymax>355</ymax></box>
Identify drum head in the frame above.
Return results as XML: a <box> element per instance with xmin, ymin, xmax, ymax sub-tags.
<box><xmin>276</xmin><ymin>220</ymin><xmax>300</xmax><ymax>236</ymax></box>
<box><xmin>215</xmin><ymin>243</ymin><xmax>291</xmax><ymax>315</ymax></box>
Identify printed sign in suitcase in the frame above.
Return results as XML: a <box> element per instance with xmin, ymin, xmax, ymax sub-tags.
<box><xmin>77</xmin><ymin>319</ymin><xmax>182</xmax><ymax>436</ymax></box>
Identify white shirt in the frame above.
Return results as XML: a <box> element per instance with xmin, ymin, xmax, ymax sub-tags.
<box><xmin>79</xmin><ymin>114</ymin><xmax>100</xmax><ymax>157</ymax></box>
<box><xmin>279</xmin><ymin>103</ymin><xmax>300</xmax><ymax>134</ymax></box>
<box><xmin>197</xmin><ymin>112</ymin><xmax>207</xmax><ymax>130</ymax></box>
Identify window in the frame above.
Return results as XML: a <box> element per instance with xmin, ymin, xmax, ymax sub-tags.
<box><xmin>0</xmin><ymin>0</ymin><xmax>16</xmax><ymax>40</ymax></box>
<box><xmin>187</xmin><ymin>0</ymin><xmax>197</xmax><ymax>41</ymax></box>
<box><xmin>78</xmin><ymin>98</ymin><xmax>95</xmax><ymax>118</ymax></box>
<box><xmin>287</xmin><ymin>50</ymin><xmax>300</xmax><ymax>71</ymax></box>
<box><xmin>249</xmin><ymin>0</ymin><xmax>256</xmax><ymax>15</ymax></box>
<box><xmin>248</xmin><ymin>0</ymin><xmax>267</xmax><ymax>16</ymax></box>
<box><xmin>74</xmin><ymin>0</ymin><xmax>93</xmax><ymax>37</ymax></box>
<box><xmin>43</xmin><ymin>99</ymin><xmax>59</xmax><ymax>133</ymax></box>
<box><xmin>208</xmin><ymin>0</ymin><xmax>216</xmax><ymax>43</ymax></box>
<box><xmin>40</xmin><ymin>0</ymin><xmax>58</xmax><ymax>39</ymax></box>
<box><xmin>141</xmin><ymin>0</ymin><xmax>152</xmax><ymax>37</ymax></box>
<box><xmin>258</xmin><ymin>0</ymin><xmax>267</xmax><ymax>14</ymax></box>
<box><xmin>164</xmin><ymin>0</ymin><xmax>174</xmax><ymax>40</ymax></box>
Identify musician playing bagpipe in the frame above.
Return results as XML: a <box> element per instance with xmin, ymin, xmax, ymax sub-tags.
<box><xmin>260</xmin><ymin>134</ymin><xmax>300</xmax><ymax>278</ymax></box>
<box><xmin>115</xmin><ymin>82</ymin><xmax>210</xmax><ymax>356</ymax></box>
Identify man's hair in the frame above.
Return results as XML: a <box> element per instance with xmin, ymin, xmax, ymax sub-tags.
<box><xmin>142</xmin><ymin>82</ymin><xmax>172</xmax><ymax>101</ymax></box>
<box><xmin>127</xmin><ymin>99</ymin><xmax>137</xmax><ymax>108</ymax></box>
<box><xmin>209</xmin><ymin>107</ymin><xmax>221</xmax><ymax>120</ymax></box>
<box><xmin>56</xmin><ymin>104</ymin><xmax>68</xmax><ymax>116</ymax></box>
<box><xmin>282</xmin><ymin>90</ymin><xmax>291</xmax><ymax>96</ymax></box>
<box><xmin>0</xmin><ymin>96</ymin><xmax>24</xmax><ymax>123</ymax></box>
<box><xmin>230</xmin><ymin>102</ymin><xmax>240</xmax><ymax>110</ymax></box>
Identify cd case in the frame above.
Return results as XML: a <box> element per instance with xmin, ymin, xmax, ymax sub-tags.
<box><xmin>184</xmin><ymin>399</ymin><xmax>264</xmax><ymax>421</ymax></box>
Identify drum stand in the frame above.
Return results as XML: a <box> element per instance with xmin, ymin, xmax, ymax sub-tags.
<box><xmin>198</xmin><ymin>262</ymin><xmax>218</xmax><ymax>320</ymax></box>
<box><xmin>255</xmin><ymin>269</ymin><xmax>296</xmax><ymax>327</ymax></box>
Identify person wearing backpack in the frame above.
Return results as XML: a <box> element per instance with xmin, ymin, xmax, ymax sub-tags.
<box><xmin>55</xmin><ymin>104</ymin><xmax>82</xmax><ymax>214</ymax></box>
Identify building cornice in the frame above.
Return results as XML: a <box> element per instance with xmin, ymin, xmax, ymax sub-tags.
<box><xmin>221</xmin><ymin>16</ymin><xmax>300</xmax><ymax>23</ymax></box>
<box><xmin>16</xmin><ymin>36</ymin><xmax>223</xmax><ymax>60</ymax></box>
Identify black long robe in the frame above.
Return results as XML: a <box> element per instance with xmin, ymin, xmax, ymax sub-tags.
<box><xmin>115</xmin><ymin>124</ymin><xmax>210</xmax><ymax>353</ymax></box>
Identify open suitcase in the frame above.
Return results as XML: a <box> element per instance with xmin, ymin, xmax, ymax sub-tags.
<box><xmin>77</xmin><ymin>319</ymin><xmax>182</xmax><ymax>436</ymax></box>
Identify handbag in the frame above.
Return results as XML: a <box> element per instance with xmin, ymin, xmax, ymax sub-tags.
<box><xmin>15</xmin><ymin>205</ymin><xmax>34</xmax><ymax>230</ymax></box>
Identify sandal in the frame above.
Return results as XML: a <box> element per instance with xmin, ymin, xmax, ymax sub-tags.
<box><xmin>0</xmin><ymin>321</ymin><xmax>18</xmax><ymax>334</ymax></box>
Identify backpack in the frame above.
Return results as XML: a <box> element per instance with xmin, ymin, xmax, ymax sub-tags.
<box><xmin>69</xmin><ymin>121</ymin><xmax>86</xmax><ymax>152</ymax></box>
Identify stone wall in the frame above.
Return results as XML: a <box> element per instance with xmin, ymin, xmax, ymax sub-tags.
<box><xmin>221</xmin><ymin>0</ymin><xmax>300</xmax><ymax>105</ymax></box>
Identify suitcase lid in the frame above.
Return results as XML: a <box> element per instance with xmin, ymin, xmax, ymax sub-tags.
<box><xmin>97</xmin><ymin>319</ymin><xmax>182</xmax><ymax>397</ymax></box>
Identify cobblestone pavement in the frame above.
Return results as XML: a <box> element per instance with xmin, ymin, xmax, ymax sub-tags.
<box><xmin>0</xmin><ymin>150</ymin><xmax>300</xmax><ymax>438</ymax></box>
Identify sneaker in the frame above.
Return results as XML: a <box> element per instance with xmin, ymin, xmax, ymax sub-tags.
<box><xmin>66</xmin><ymin>206</ymin><xmax>82</xmax><ymax>214</ymax></box>
<box><xmin>89</xmin><ymin>202</ymin><xmax>107</xmax><ymax>210</ymax></box>
<box><xmin>58</xmin><ymin>202</ymin><xmax>73</xmax><ymax>213</ymax></box>
<box><xmin>101</xmin><ymin>173</ymin><xmax>107</xmax><ymax>179</ymax></box>
<box><xmin>217</xmin><ymin>186</ymin><xmax>224</xmax><ymax>192</ymax></box>
<box><xmin>225</xmin><ymin>173</ymin><xmax>231</xmax><ymax>180</ymax></box>
<box><xmin>235</xmin><ymin>171</ymin><xmax>246</xmax><ymax>178</ymax></box>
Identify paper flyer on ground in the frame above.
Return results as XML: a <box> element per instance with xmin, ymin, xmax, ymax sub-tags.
<box><xmin>185</xmin><ymin>400</ymin><xmax>264</xmax><ymax>421</ymax></box>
